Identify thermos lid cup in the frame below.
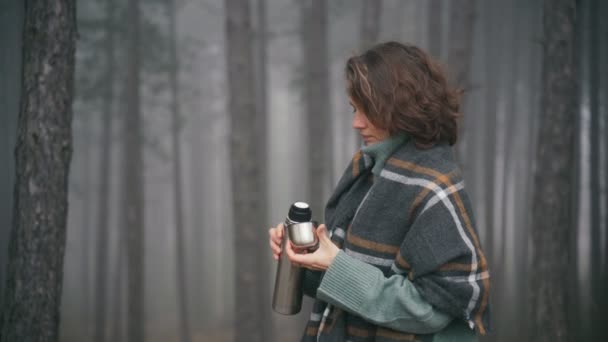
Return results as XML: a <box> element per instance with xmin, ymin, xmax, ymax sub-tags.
<box><xmin>288</xmin><ymin>202</ymin><xmax>312</xmax><ymax>222</ymax></box>
<box><xmin>287</xmin><ymin>222</ymin><xmax>317</xmax><ymax>248</ymax></box>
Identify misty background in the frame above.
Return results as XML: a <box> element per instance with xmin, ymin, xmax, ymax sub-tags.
<box><xmin>1</xmin><ymin>0</ymin><xmax>607</xmax><ymax>341</ymax></box>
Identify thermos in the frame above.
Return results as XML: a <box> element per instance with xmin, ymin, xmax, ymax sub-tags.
<box><xmin>272</xmin><ymin>202</ymin><xmax>318</xmax><ymax>315</ymax></box>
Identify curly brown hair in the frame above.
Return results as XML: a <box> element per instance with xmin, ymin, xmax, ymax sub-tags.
<box><xmin>345</xmin><ymin>41</ymin><xmax>461</xmax><ymax>148</ymax></box>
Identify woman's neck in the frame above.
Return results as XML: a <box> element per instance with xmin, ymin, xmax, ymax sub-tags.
<box><xmin>361</xmin><ymin>133</ymin><xmax>408</xmax><ymax>175</ymax></box>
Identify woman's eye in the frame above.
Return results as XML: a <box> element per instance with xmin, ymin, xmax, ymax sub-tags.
<box><xmin>350</xmin><ymin>105</ymin><xmax>356</xmax><ymax>113</ymax></box>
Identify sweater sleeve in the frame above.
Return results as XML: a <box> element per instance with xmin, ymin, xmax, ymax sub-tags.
<box><xmin>316</xmin><ymin>250</ymin><xmax>452</xmax><ymax>334</ymax></box>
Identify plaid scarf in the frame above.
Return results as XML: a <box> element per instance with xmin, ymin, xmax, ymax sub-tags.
<box><xmin>301</xmin><ymin>141</ymin><xmax>490</xmax><ymax>342</ymax></box>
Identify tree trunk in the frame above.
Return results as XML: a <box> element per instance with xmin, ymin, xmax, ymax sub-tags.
<box><xmin>301</xmin><ymin>0</ymin><xmax>331</xmax><ymax>219</ymax></box>
<box><xmin>252</xmin><ymin>0</ymin><xmax>271</xmax><ymax>335</ymax></box>
<box><xmin>123</xmin><ymin>0</ymin><xmax>145</xmax><ymax>341</ymax></box>
<box><xmin>447</xmin><ymin>0</ymin><xmax>476</xmax><ymax>89</ymax></box>
<box><xmin>468</xmin><ymin>0</ymin><xmax>488</xmax><ymax>252</ymax></box>
<box><xmin>600</xmin><ymin>2</ymin><xmax>608</xmax><ymax>338</ymax></box>
<box><xmin>354</xmin><ymin>0</ymin><xmax>382</xmax><ymax>149</ymax></box>
<box><xmin>80</xmin><ymin>91</ymin><xmax>92</xmax><ymax>342</ymax></box>
<box><xmin>427</xmin><ymin>0</ymin><xmax>443</xmax><ymax>58</ymax></box>
<box><xmin>490</xmin><ymin>2</ymin><xmax>516</xmax><ymax>336</ymax></box>
<box><xmin>0</xmin><ymin>0</ymin><xmax>77</xmax><ymax>340</ymax></box>
<box><xmin>167</xmin><ymin>0</ymin><xmax>191</xmax><ymax>341</ymax></box>
<box><xmin>109</xmin><ymin>227</ymin><xmax>126</xmax><ymax>342</ymax></box>
<box><xmin>573</xmin><ymin>1</ymin><xmax>591</xmax><ymax>338</ymax></box>
<box><xmin>0</xmin><ymin>0</ymin><xmax>24</xmax><ymax>325</ymax></box>
<box><xmin>587</xmin><ymin>0</ymin><xmax>602</xmax><ymax>338</ymax></box>
<box><xmin>254</xmin><ymin>0</ymin><xmax>268</xmax><ymax>210</ymax></box>
<box><xmin>446</xmin><ymin>0</ymin><xmax>476</xmax><ymax>166</ymax></box>
<box><xmin>188</xmin><ymin>72</ymin><xmax>206</xmax><ymax>331</ymax></box>
<box><xmin>511</xmin><ymin>1</ymin><xmax>542</xmax><ymax>339</ymax></box>
<box><xmin>94</xmin><ymin>1</ymin><xmax>115</xmax><ymax>341</ymax></box>
<box><xmin>480</xmin><ymin>0</ymin><xmax>497</xmax><ymax>274</ymax></box>
<box><xmin>224</xmin><ymin>0</ymin><xmax>268</xmax><ymax>340</ymax></box>
<box><xmin>529</xmin><ymin>1</ymin><xmax>577</xmax><ymax>341</ymax></box>
<box><xmin>360</xmin><ymin>0</ymin><xmax>382</xmax><ymax>50</ymax></box>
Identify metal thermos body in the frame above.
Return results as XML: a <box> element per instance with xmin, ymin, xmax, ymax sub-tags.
<box><xmin>272</xmin><ymin>202</ymin><xmax>318</xmax><ymax>315</ymax></box>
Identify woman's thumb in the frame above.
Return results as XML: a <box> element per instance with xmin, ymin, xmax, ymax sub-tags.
<box><xmin>316</xmin><ymin>224</ymin><xmax>330</xmax><ymax>241</ymax></box>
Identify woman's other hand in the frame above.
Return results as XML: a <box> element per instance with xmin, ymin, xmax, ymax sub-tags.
<box><xmin>268</xmin><ymin>223</ymin><xmax>284</xmax><ymax>260</ymax></box>
<box><xmin>285</xmin><ymin>224</ymin><xmax>339</xmax><ymax>271</ymax></box>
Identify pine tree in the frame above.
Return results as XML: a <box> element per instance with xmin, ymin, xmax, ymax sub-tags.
<box><xmin>529</xmin><ymin>1</ymin><xmax>577</xmax><ymax>340</ymax></box>
<box><xmin>1</xmin><ymin>0</ymin><xmax>77</xmax><ymax>340</ymax></box>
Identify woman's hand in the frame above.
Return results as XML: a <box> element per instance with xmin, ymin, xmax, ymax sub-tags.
<box><xmin>285</xmin><ymin>224</ymin><xmax>339</xmax><ymax>271</ymax></box>
<box><xmin>268</xmin><ymin>222</ymin><xmax>284</xmax><ymax>260</ymax></box>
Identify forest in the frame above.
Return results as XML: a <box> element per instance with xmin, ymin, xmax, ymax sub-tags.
<box><xmin>0</xmin><ymin>0</ymin><xmax>607</xmax><ymax>341</ymax></box>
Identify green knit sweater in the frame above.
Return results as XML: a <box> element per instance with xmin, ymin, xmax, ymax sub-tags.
<box><xmin>300</xmin><ymin>135</ymin><xmax>487</xmax><ymax>341</ymax></box>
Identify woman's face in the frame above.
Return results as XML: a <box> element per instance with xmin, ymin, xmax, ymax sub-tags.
<box><xmin>350</xmin><ymin>99</ymin><xmax>390</xmax><ymax>145</ymax></box>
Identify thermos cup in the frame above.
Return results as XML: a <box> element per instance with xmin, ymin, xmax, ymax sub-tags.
<box><xmin>272</xmin><ymin>202</ymin><xmax>318</xmax><ymax>315</ymax></box>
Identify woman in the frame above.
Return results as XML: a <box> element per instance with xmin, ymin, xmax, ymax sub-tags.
<box><xmin>269</xmin><ymin>42</ymin><xmax>490</xmax><ymax>342</ymax></box>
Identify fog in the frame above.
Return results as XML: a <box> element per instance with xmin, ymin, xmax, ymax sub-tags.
<box><xmin>1</xmin><ymin>0</ymin><xmax>607</xmax><ymax>341</ymax></box>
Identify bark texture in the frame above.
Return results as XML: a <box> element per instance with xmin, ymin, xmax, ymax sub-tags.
<box><xmin>529</xmin><ymin>1</ymin><xmax>577</xmax><ymax>341</ymax></box>
<box><xmin>0</xmin><ymin>0</ymin><xmax>77</xmax><ymax>341</ymax></box>
<box><xmin>0</xmin><ymin>0</ymin><xmax>24</xmax><ymax>317</ymax></box>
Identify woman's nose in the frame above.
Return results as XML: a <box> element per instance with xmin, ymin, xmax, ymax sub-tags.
<box><xmin>352</xmin><ymin>112</ymin><xmax>366</xmax><ymax>129</ymax></box>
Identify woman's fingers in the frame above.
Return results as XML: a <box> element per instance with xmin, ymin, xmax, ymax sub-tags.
<box><xmin>276</xmin><ymin>223</ymin><xmax>336</xmax><ymax>270</ymax></box>
<box><xmin>316</xmin><ymin>224</ymin><xmax>330</xmax><ymax>242</ymax></box>
<box><xmin>269</xmin><ymin>223</ymin><xmax>285</xmax><ymax>260</ymax></box>
<box><xmin>285</xmin><ymin>240</ymin><xmax>306</xmax><ymax>263</ymax></box>
<box><xmin>270</xmin><ymin>223</ymin><xmax>283</xmax><ymax>239</ymax></box>
<box><xmin>269</xmin><ymin>230</ymin><xmax>280</xmax><ymax>246</ymax></box>
<box><xmin>286</xmin><ymin>240</ymin><xmax>325</xmax><ymax>270</ymax></box>
<box><xmin>276</xmin><ymin>223</ymin><xmax>284</xmax><ymax>236</ymax></box>
<box><xmin>269</xmin><ymin>237</ymin><xmax>281</xmax><ymax>256</ymax></box>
